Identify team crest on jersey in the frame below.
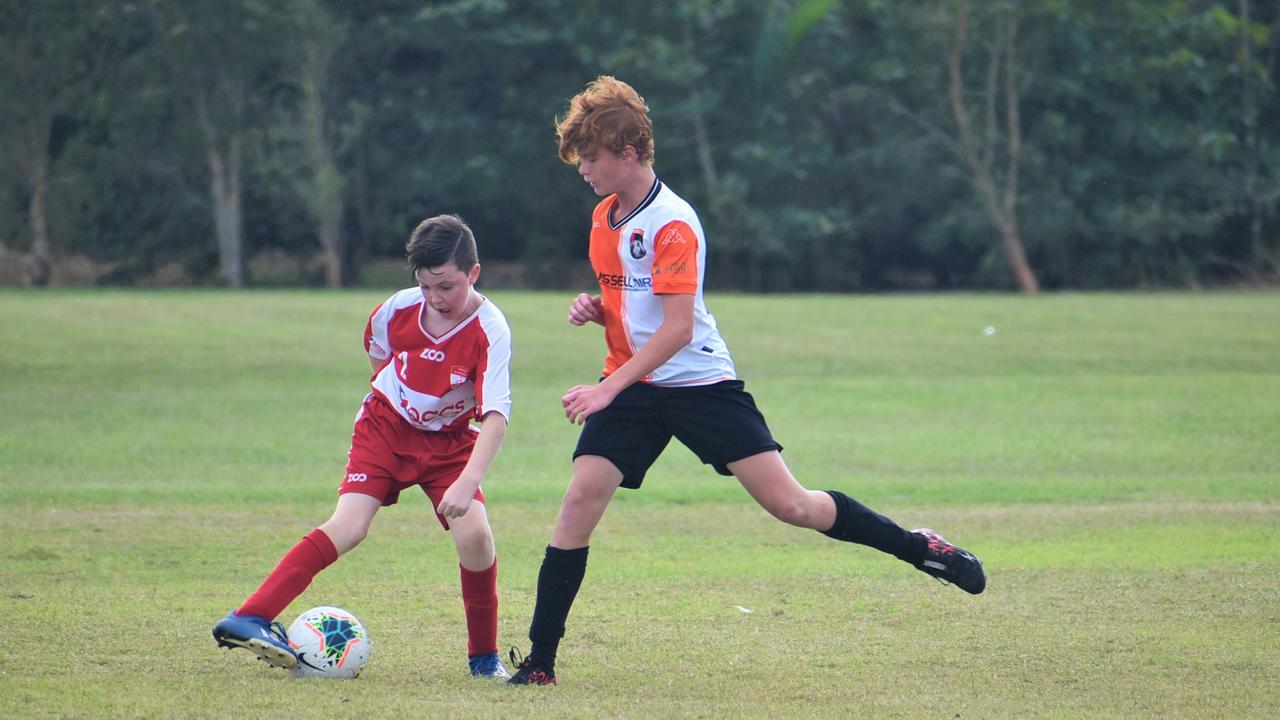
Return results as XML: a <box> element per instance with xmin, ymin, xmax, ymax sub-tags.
<box><xmin>629</xmin><ymin>229</ymin><xmax>646</xmax><ymax>259</ymax></box>
<box><xmin>449</xmin><ymin>365</ymin><xmax>470</xmax><ymax>387</ymax></box>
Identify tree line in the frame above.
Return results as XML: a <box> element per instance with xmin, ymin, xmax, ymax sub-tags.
<box><xmin>2</xmin><ymin>0</ymin><xmax>1277</xmax><ymax>292</ymax></box>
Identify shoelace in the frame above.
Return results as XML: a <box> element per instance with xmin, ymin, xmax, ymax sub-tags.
<box><xmin>508</xmin><ymin>646</ymin><xmax>529</xmax><ymax>669</ymax></box>
<box><xmin>268</xmin><ymin>620</ymin><xmax>291</xmax><ymax>645</ymax></box>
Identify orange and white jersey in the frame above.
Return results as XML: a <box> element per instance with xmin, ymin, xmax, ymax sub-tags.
<box><xmin>364</xmin><ymin>288</ymin><xmax>512</xmax><ymax>431</ymax></box>
<box><xmin>589</xmin><ymin>178</ymin><xmax>736</xmax><ymax>386</ymax></box>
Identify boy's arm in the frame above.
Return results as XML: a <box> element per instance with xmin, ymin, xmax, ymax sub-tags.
<box><xmin>562</xmin><ymin>292</ymin><xmax>694</xmax><ymax>424</ymax></box>
<box><xmin>436</xmin><ymin>410</ymin><xmax>509</xmax><ymax>519</ymax></box>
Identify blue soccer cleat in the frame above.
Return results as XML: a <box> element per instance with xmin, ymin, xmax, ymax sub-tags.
<box><xmin>212</xmin><ymin>611</ymin><xmax>298</xmax><ymax>669</ymax></box>
<box><xmin>468</xmin><ymin>651</ymin><xmax>511</xmax><ymax>680</ymax></box>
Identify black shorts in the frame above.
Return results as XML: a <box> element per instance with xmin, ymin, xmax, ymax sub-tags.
<box><xmin>573</xmin><ymin>379</ymin><xmax>783</xmax><ymax>489</ymax></box>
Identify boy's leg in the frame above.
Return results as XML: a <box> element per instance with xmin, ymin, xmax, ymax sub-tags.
<box><xmin>730</xmin><ymin>451</ymin><xmax>984</xmax><ymax>593</ymax></box>
<box><xmin>317</xmin><ymin>491</ymin><xmax>384</xmax><ymax>556</ymax></box>
<box><xmin>549</xmin><ymin>456</ymin><xmax>623</xmax><ymax>549</ymax></box>
<box><xmin>212</xmin><ymin>527</ymin><xmax>339</xmax><ymax>669</ymax></box>
<box><xmin>236</xmin><ymin>528</ymin><xmax>341</xmax><ymax>621</ymax></box>
<box><xmin>447</xmin><ymin>501</ymin><xmax>504</xmax><ymax>676</ymax></box>
<box><xmin>213</xmin><ymin>493</ymin><xmax>381</xmax><ymax>666</ymax></box>
<box><xmin>510</xmin><ymin>456</ymin><xmax>622</xmax><ymax>685</ymax></box>
<box><xmin>731</xmin><ymin>452</ymin><xmax>924</xmax><ymax>560</ymax></box>
<box><xmin>240</xmin><ymin>492</ymin><xmax>379</xmax><ymax>618</ymax></box>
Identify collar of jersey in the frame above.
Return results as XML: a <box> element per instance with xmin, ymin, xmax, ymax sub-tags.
<box><xmin>608</xmin><ymin>176</ymin><xmax>663</xmax><ymax>231</ymax></box>
<box><xmin>417</xmin><ymin>296</ymin><xmax>486</xmax><ymax>344</ymax></box>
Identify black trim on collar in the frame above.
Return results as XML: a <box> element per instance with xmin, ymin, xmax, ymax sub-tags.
<box><xmin>608</xmin><ymin>177</ymin><xmax>663</xmax><ymax>231</ymax></box>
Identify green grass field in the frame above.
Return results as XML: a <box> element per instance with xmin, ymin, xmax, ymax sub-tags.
<box><xmin>1</xmin><ymin>289</ymin><xmax>1277</xmax><ymax>719</ymax></box>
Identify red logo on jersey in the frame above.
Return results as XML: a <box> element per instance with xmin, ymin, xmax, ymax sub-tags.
<box><xmin>629</xmin><ymin>229</ymin><xmax>646</xmax><ymax>259</ymax></box>
<box><xmin>401</xmin><ymin>398</ymin><xmax>468</xmax><ymax>425</ymax></box>
<box><xmin>450</xmin><ymin>366</ymin><xmax>470</xmax><ymax>387</ymax></box>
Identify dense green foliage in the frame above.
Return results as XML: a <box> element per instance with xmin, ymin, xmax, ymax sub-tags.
<box><xmin>1</xmin><ymin>290</ymin><xmax>1277</xmax><ymax>717</ymax></box>
<box><xmin>2</xmin><ymin>1</ymin><xmax>1277</xmax><ymax>290</ymax></box>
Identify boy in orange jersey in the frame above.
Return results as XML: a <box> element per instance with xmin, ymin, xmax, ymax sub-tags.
<box><xmin>508</xmin><ymin>77</ymin><xmax>984</xmax><ymax>686</ymax></box>
<box><xmin>213</xmin><ymin>214</ymin><xmax>513</xmax><ymax>679</ymax></box>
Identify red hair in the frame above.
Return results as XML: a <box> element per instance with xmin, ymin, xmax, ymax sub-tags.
<box><xmin>555</xmin><ymin>76</ymin><xmax>654</xmax><ymax>165</ymax></box>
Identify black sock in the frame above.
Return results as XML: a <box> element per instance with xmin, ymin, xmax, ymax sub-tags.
<box><xmin>820</xmin><ymin>490</ymin><xmax>926</xmax><ymax>563</ymax></box>
<box><xmin>527</xmin><ymin>545</ymin><xmax>589</xmax><ymax>671</ymax></box>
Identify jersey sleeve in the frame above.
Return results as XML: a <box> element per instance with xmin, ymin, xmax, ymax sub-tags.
<box><xmin>474</xmin><ymin>316</ymin><xmax>513</xmax><ymax>421</ymax></box>
<box><xmin>650</xmin><ymin>220</ymin><xmax>700</xmax><ymax>295</ymax></box>
<box><xmin>364</xmin><ymin>301</ymin><xmax>392</xmax><ymax>359</ymax></box>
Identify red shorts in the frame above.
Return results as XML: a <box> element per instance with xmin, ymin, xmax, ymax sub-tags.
<box><xmin>341</xmin><ymin>394</ymin><xmax>485</xmax><ymax>530</ymax></box>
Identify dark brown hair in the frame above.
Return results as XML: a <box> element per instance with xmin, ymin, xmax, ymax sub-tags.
<box><xmin>406</xmin><ymin>214</ymin><xmax>478</xmax><ymax>275</ymax></box>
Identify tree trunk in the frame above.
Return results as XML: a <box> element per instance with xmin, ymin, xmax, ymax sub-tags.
<box><xmin>209</xmin><ymin>142</ymin><xmax>244</xmax><ymax>287</ymax></box>
<box><xmin>17</xmin><ymin>34</ymin><xmax>52</xmax><ymax>287</ymax></box>
<box><xmin>689</xmin><ymin>84</ymin><xmax>719</xmax><ymax>197</ymax></box>
<box><xmin>947</xmin><ymin>3</ymin><xmax>1039</xmax><ymax>293</ymax></box>
<box><xmin>24</xmin><ymin>122</ymin><xmax>52</xmax><ymax>287</ymax></box>
<box><xmin>997</xmin><ymin>216</ymin><xmax>1038</xmax><ymax>294</ymax></box>
<box><xmin>1238</xmin><ymin>0</ymin><xmax>1274</xmax><ymax>279</ymax></box>
<box><xmin>196</xmin><ymin>88</ymin><xmax>245</xmax><ymax>287</ymax></box>
<box><xmin>318</xmin><ymin>199</ymin><xmax>343</xmax><ymax>288</ymax></box>
<box><xmin>351</xmin><ymin>143</ymin><xmax>380</xmax><ymax>284</ymax></box>
<box><xmin>303</xmin><ymin>41</ymin><xmax>345</xmax><ymax>288</ymax></box>
<box><xmin>681</xmin><ymin>22</ymin><xmax>720</xmax><ymax>198</ymax></box>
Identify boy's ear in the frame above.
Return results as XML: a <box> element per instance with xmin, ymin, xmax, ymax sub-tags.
<box><xmin>469</xmin><ymin>263</ymin><xmax>481</xmax><ymax>284</ymax></box>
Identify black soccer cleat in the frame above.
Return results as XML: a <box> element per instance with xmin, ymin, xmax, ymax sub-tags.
<box><xmin>912</xmin><ymin>528</ymin><xmax>986</xmax><ymax>594</ymax></box>
<box><xmin>506</xmin><ymin>647</ymin><xmax>556</xmax><ymax>686</ymax></box>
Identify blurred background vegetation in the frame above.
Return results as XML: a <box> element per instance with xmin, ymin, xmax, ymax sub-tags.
<box><xmin>1</xmin><ymin>0</ymin><xmax>1277</xmax><ymax>291</ymax></box>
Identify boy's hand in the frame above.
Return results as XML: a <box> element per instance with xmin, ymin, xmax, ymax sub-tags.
<box><xmin>562</xmin><ymin>382</ymin><xmax>619</xmax><ymax>424</ymax></box>
<box><xmin>437</xmin><ymin>477</ymin><xmax>478</xmax><ymax>519</ymax></box>
<box><xmin>568</xmin><ymin>293</ymin><xmax>604</xmax><ymax>326</ymax></box>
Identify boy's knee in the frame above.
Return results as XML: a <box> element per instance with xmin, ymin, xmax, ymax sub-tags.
<box><xmin>322</xmin><ymin>518</ymin><xmax>370</xmax><ymax>553</ymax></box>
<box><xmin>761</xmin><ymin>493</ymin><xmax>825</xmax><ymax>528</ymax></box>
<box><xmin>563</xmin><ymin>478</ymin><xmax>613</xmax><ymax>511</ymax></box>
<box><xmin>768</xmin><ymin>501</ymin><xmax>810</xmax><ymax>527</ymax></box>
<box><xmin>452</xmin><ymin>519</ymin><xmax>495</xmax><ymax>567</ymax></box>
<box><xmin>561</xmin><ymin>486</ymin><xmax>592</xmax><ymax>512</ymax></box>
<box><xmin>451</xmin><ymin>512</ymin><xmax>492</xmax><ymax>544</ymax></box>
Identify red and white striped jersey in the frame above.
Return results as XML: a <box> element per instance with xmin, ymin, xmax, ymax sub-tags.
<box><xmin>589</xmin><ymin>178</ymin><xmax>736</xmax><ymax>386</ymax></box>
<box><xmin>364</xmin><ymin>288</ymin><xmax>512</xmax><ymax>431</ymax></box>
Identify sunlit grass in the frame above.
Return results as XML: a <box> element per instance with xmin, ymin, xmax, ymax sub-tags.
<box><xmin>1</xmin><ymin>289</ymin><xmax>1277</xmax><ymax>718</ymax></box>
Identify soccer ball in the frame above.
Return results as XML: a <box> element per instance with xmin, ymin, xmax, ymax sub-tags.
<box><xmin>286</xmin><ymin>606</ymin><xmax>371</xmax><ymax>679</ymax></box>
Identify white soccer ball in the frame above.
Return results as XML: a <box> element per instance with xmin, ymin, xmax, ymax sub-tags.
<box><xmin>287</xmin><ymin>606</ymin><xmax>371</xmax><ymax>679</ymax></box>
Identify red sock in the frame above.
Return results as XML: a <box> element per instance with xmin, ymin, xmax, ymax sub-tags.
<box><xmin>460</xmin><ymin>558</ymin><xmax>499</xmax><ymax>657</ymax></box>
<box><xmin>238</xmin><ymin>529</ymin><xmax>339</xmax><ymax>621</ymax></box>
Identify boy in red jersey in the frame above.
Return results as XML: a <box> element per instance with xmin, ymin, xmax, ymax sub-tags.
<box><xmin>508</xmin><ymin>77</ymin><xmax>984</xmax><ymax>686</ymax></box>
<box><xmin>213</xmin><ymin>214</ymin><xmax>513</xmax><ymax>679</ymax></box>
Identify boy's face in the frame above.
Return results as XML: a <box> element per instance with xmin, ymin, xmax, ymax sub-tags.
<box><xmin>577</xmin><ymin>146</ymin><xmax>635</xmax><ymax>197</ymax></box>
<box><xmin>415</xmin><ymin>262</ymin><xmax>480</xmax><ymax>321</ymax></box>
